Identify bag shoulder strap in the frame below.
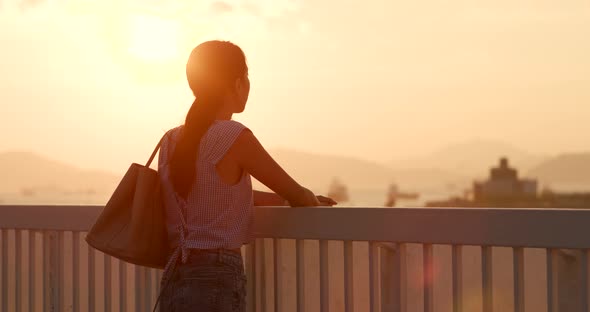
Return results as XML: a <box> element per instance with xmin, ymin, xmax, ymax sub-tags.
<box><xmin>145</xmin><ymin>131</ymin><xmax>170</xmax><ymax>167</ymax></box>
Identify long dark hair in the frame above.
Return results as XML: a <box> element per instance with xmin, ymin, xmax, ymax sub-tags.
<box><xmin>170</xmin><ymin>41</ymin><xmax>247</xmax><ymax>199</ymax></box>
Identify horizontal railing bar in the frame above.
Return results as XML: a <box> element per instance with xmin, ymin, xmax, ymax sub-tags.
<box><xmin>254</xmin><ymin>207</ymin><xmax>590</xmax><ymax>249</ymax></box>
<box><xmin>0</xmin><ymin>205</ymin><xmax>102</xmax><ymax>232</ymax></box>
<box><xmin>5</xmin><ymin>206</ymin><xmax>590</xmax><ymax>249</ymax></box>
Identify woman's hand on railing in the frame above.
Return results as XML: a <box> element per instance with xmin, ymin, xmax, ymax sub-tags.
<box><xmin>287</xmin><ymin>188</ymin><xmax>337</xmax><ymax>207</ymax></box>
<box><xmin>316</xmin><ymin>195</ymin><xmax>337</xmax><ymax>206</ymax></box>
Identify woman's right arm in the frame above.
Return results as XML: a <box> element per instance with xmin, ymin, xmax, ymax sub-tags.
<box><xmin>230</xmin><ymin>130</ymin><xmax>320</xmax><ymax>207</ymax></box>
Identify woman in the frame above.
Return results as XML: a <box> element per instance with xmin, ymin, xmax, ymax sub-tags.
<box><xmin>157</xmin><ymin>40</ymin><xmax>336</xmax><ymax>311</ymax></box>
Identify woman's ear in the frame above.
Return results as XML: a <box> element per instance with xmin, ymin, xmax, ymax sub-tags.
<box><xmin>234</xmin><ymin>78</ymin><xmax>243</xmax><ymax>93</ymax></box>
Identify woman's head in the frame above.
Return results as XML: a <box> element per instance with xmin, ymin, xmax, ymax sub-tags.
<box><xmin>186</xmin><ymin>40</ymin><xmax>250</xmax><ymax>113</ymax></box>
<box><xmin>170</xmin><ymin>41</ymin><xmax>249</xmax><ymax>199</ymax></box>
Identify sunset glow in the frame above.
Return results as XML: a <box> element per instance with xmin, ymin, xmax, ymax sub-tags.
<box><xmin>126</xmin><ymin>14</ymin><xmax>181</xmax><ymax>63</ymax></box>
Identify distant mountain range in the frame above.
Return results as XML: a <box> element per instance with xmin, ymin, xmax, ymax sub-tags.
<box><xmin>0</xmin><ymin>151</ymin><xmax>120</xmax><ymax>204</ymax></box>
<box><xmin>0</xmin><ymin>149</ymin><xmax>468</xmax><ymax>204</ymax></box>
<box><xmin>267</xmin><ymin>148</ymin><xmax>468</xmax><ymax>195</ymax></box>
<box><xmin>527</xmin><ymin>153</ymin><xmax>590</xmax><ymax>191</ymax></box>
<box><xmin>1</xmin><ymin>143</ymin><xmax>589</xmax><ymax>205</ymax></box>
<box><xmin>390</xmin><ymin>139</ymin><xmax>546</xmax><ymax>178</ymax></box>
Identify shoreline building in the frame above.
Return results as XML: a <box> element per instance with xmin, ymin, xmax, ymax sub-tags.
<box><xmin>427</xmin><ymin>157</ymin><xmax>590</xmax><ymax>208</ymax></box>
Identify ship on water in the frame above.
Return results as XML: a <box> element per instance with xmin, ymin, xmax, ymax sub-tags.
<box><xmin>384</xmin><ymin>183</ymin><xmax>420</xmax><ymax>207</ymax></box>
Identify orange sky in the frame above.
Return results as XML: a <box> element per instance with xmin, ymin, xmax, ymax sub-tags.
<box><xmin>1</xmin><ymin>0</ymin><xmax>589</xmax><ymax>172</ymax></box>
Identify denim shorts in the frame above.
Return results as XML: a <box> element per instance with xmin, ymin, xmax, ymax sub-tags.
<box><xmin>159</xmin><ymin>250</ymin><xmax>247</xmax><ymax>312</ymax></box>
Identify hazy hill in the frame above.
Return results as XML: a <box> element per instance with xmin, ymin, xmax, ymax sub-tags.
<box><xmin>267</xmin><ymin>149</ymin><xmax>468</xmax><ymax>197</ymax></box>
<box><xmin>0</xmin><ymin>149</ymin><xmax>469</xmax><ymax>205</ymax></box>
<box><xmin>0</xmin><ymin>151</ymin><xmax>120</xmax><ymax>203</ymax></box>
<box><xmin>527</xmin><ymin>153</ymin><xmax>590</xmax><ymax>191</ymax></box>
<box><xmin>391</xmin><ymin>139</ymin><xmax>545</xmax><ymax>178</ymax></box>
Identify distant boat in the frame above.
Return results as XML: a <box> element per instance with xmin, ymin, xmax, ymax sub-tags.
<box><xmin>385</xmin><ymin>183</ymin><xmax>420</xmax><ymax>207</ymax></box>
<box><xmin>328</xmin><ymin>178</ymin><xmax>350</xmax><ymax>203</ymax></box>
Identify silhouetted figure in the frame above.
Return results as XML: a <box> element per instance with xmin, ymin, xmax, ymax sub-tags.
<box><xmin>156</xmin><ymin>41</ymin><xmax>336</xmax><ymax>312</ymax></box>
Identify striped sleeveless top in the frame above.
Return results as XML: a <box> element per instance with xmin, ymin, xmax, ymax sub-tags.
<box><xmin>158</xmin><ymin>120</ymin><xmax>254</xmax><ymax>269</ymax></box>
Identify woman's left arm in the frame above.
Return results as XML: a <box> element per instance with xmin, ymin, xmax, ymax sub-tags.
<box><xmin>253</xmin><ymin>190</ymin><xmax>288</xmax><ymax>206</ymax></box>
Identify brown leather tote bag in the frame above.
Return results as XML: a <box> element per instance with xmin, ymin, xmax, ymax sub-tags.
<box><xmin>85</xmin><ymin>134</ymin><xmax>169</xmax><ymax>269</ymax></box>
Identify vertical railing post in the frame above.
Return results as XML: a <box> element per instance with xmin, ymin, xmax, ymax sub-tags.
<box><xmin>46</xmin><ymin>231</ymin><xmax>60</xmax><ymax>312</ymax></box>
<box><xmin>135</xmin><ymin>266</ymin><xmax>146</xmax><ymax>312</ymax></box>
<box><xmin>344</xmin><ymin>240</ymin><xmax>354</xmax><ymax>312</ymax></box>
<box><xmin>320</xmin><ymin>240</ymin><xmax>330</xmax><ymax>312</ymax></box>
<box><xmin>88</xmin><ymin>240</ymin><xmax>96</xmax><ymax>312</ymax></box>
<box><xmin>556</xmin><ymin>249</ymin><xmax>583</xmax><ymax>311</ymax></box>
<box><xmin>580</xmin><ymin>249</ymin><xmax>590</xmax><ymax>312</ymax></box>
<box><xmin>72</xmin><ymin>232</ymin><xmax>80</xmax><ymax>312</ymax></box>
<box><xmin>296</xmin><ymin>239</ymin><xmax>306</xmax><ymax>312</ymax></box>
<box><xmin>260</xmin><ymin>239</ymin><xmax>267</xmax><ymax>312</ymax></box>
<box><xmin>513</xmin><ymin>247</ymin><xmax>525</xmax><ymax>312</ymax></box>
<box><xmin>394</xmin><ymin>243</ymin><xmax>407</xmax><ymax>312</ymax></box>
<box><xmin>245</xmin><ymin>242</ymin><xmax>256</xmax><ymax>312</ymax></box>
<box><xmin>424</xmin><ymin>244</ymin><xmax>434</xmax><ymax>312</ymax></box>
<box><xmin>380</xmin><ymin>244</ymin><xmax>395</xmax><ymax>312</ymax></box>
<box><xmin>144</xmin><ymin>266</ymin><xmax>152</xmax><ymax>311</ymax></box>
<box><xmin>120</xmin><ymin>261</ymin><xmax>127</xmax><ymax>312</ymax></box>
<box><xmin>547</xmin><ymin>248</ymin><xmax>558</xmax><ymax>312</ymax></box>
<box><xmin>452</xmin><ymin>245</ymin><xmax>463</xmax><ymax>312</ymax></box>
<box><xmin>29</xmin><ymin>231</ymin><xmax>37</xmax><ymax>312</ymax></box>
<box><xmin>58</xmin><ymin>232</ymin><xmax>65</xmax><ymax>312</ymax></box>
<box><xmin>43</xmin><ymin>231</ymin><xmax>49</xmax><ymax>312</ymax></box>
<box><xmin>273</xmin><ymin>239</ymin><xmax>283</xmax><ymax>312</ymax></box>
<box><xmin>15</xmin><ymin>230</ymin><xmax>22</xmax><ymax>312</ymax></box>
<box><xmin>368</xmin><ymin>242</ymin><xmax>380</xmax><ymax>312</ymax></box>
<box><xmin>1</xmin><ymin>229</ymin><xmax>8</xmax><ymax>312</ymax></box>
<box><xmin>105</xmin><ymin>255</ymin><xmax>112</xmax><ymax>312</ymax></box>
<box><xmin>380</xmin><ymin>243</ymin><xmax>406</xmax><ymax>312</ymax></box>
<box><xmin>482</xmin><ymin>246</ymin><xmax>493</xmax><ymax>312</ymax></box>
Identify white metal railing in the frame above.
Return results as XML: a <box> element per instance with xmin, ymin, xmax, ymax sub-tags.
<box><xmin>0</xmin><ymin>205</ymin><xmax>163</xmax><ymax>312</ymax></box>
<box><xmin>2</xmin><ymin>205</ymin><xmax>590</xmax><ymax>311</ymax></box>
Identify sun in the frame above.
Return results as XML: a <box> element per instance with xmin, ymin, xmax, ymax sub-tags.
<box><xmin>126</xmin><ymin>14</ymin><xmax>181</xmax><ymax>63</ymax></box>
